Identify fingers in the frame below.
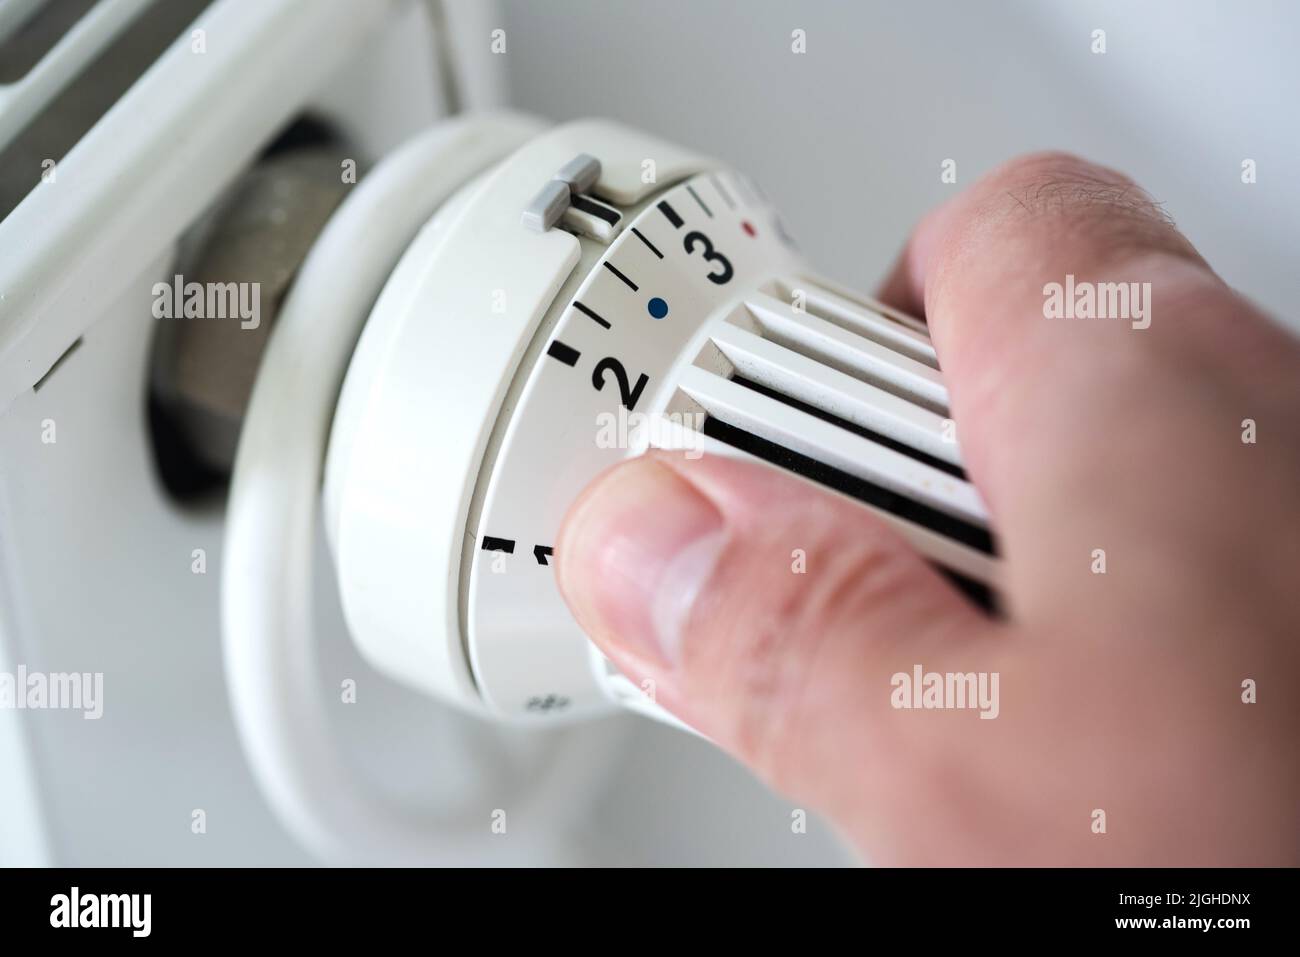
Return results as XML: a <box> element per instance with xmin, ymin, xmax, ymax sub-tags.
<box><xmin>556</xmin><ymin>451</ymin><xmax>1004</xmax><ymax>834</ymax></box>
<box><xmin>877</xmin><ymin>153</ymin><xmax>1213</xmax><ymax>488</ymax></box>
<box><xmin>878</xmin><ymin>150</ymin><xmax>1209</xmax><ymax>335</ymax></box>
<box><xmin>875</xmin><ymin>152</ymin><xmax>1291</xmax><ymax>620</ymax></box>
<box><xmin>878</xmin><ymin>152</ymin><xmax>1211</xmax><ymax>475</ymax></box>
<box><xmin>556</xmin><ymin>452</ymin><xmax>1300</xmax><ymax>865</ymax></box>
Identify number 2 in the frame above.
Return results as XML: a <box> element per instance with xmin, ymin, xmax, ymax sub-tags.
<box><xmin>591</xmin><ymin>357</ymin><xmax>649</xmax><ymax>411</ymax></box>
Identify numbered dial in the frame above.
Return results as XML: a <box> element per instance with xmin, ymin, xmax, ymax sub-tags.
<box><xmin>468</xmin><ymin>170</ymin><xmax>802</xmax><ymax>717</ymax></box>
<box><xmin>328</xmin><ymin>119</ymin><xmax>998</xmax><ymax>728</ymax></box>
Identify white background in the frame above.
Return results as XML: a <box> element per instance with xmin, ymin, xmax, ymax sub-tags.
<box><xmin>496</xmin><ymin>0</ymin><xmax>1299</xmax><ymax>328</ymax></box>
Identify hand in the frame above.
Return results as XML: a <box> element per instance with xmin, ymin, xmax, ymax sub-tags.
<box><xmin>555</xmin><ymin>152</ymin><xmax>1300</xmax><ymax>865</ymax></box>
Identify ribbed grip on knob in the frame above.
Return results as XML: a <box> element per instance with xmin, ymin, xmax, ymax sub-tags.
<box><xmin>663</xmin><ymin>276</ymin><xmax>999</xmax><ymax>604</ymax></box>
<box><xmin>597</xmin><ymin>275</ymin><xmax>1002</xmax><ymax>726</ymax></box>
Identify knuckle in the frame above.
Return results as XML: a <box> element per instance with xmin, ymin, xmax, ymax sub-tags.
<box><xmin>998</xmin><ymin>150</ymin><xmax>1137</xmax><ymax>196</ymax></box>
<box><xmin>995</xmin><ymin>153</ymin><xmax>1177</xmax><ymax>238</ymax></box>
<box><xmin>970</xmin><ymin>151</ymin><xmax>1198</xmax><ymax>267</ymax></box>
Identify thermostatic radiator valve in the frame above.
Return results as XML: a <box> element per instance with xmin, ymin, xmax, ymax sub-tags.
<box><xmin>320</xmin><ymin>119</ymin><xmax>999</xmax><ymax>729</ymax></box>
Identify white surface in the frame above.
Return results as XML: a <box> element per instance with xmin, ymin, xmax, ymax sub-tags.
<box><xmin>327</xmin><ymin>120</ymin><xmax>707</xmax><ymax>710</ymax></box>
<box><xmin>706</xmin><ymin>318</ymin><xmax>958</xmax><ymax>466</ymax></box>
<box><xmin>19</xmin><ymin>0</ymin><xmax>1281</xmax><ymax>868</ymax></box>
<box><xmin>463</xmin><ymin>153</ymin><xmax>992</xmax><ymax>726</ymax></box>
<box><xmin>0</xmin><ymin>0</ymin><xmax>48</xmax><ymax>47</ymax></box>
<box><xmin>495</xmin><ymin>0</ymin><xmax>1300</xmax><ymax>331</ymax></box>
<box><xmin>0</xmin><ymin>0</ymin><xmax>854</xmax><ymax>868</ymax></box>
<box><xmin>674</xmin><ymin>365</ymin><xmax>984</xmax><ymax>523</ymax></box>
<box><xmin>0</xmin><ymin>0</ymin><xmax>403</xmax><ymax>410</ymax></box>
<box><xmin>224</xmin><ymin>114</ymin><xmax>589</xmax><ymax>865</ymax></box>
<box><xmin>466</xmin><ymin>167</ymin><xmax>795</xmax><ymax>717</ymax></box>
<box><xmin>0</xmin><ymin>0</ymin><xmax>153</xmax><ymax>153</ymax></box>
<box><xmin>0</xmin><ymin>527</ymin><xmax>48</xmax><ymax>865</ymax></box>
<box><xmin>744</xmin><ymin>292</ymin><xmax>950</xmax><ymax>413</ymax></box>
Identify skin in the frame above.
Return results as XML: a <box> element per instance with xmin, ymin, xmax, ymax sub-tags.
<box><xmin>555</xmin><ymin>152</ymin><xmax>1300</xmax><ymax>865</ymax></box>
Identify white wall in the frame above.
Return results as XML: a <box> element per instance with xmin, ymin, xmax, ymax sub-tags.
<box><xmin>496</xmin><ymin>0</ymin><xmax>1299</xmax><ymax>327</ymax></box>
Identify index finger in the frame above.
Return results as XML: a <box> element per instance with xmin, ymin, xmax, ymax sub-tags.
<box><xmin>876</xmin><ymin>151</ymin><xmax>1280</xmax><ymax>612</ymax></box>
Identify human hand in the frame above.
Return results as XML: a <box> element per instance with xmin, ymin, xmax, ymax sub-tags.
<box><xmin>555</xmin><ymin>152</ymin><xmax>1300</xmax><ymax>865</ymax></box>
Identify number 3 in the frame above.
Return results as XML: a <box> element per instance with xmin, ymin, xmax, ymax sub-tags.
<box><xmin>683</xmin><ymin>230</ymin><xmax>734</xmax><ymax>285</ymax></box>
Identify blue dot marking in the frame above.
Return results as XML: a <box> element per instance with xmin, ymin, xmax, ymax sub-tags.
<box><xmin>647</xmin><ymin>296</ymin><xmax>669</xmax><ymax>319</ymax></box>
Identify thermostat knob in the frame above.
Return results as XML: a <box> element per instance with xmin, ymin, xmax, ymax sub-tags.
<box><xmin>324</xmin><ymin>120</ymin><xmax>998</xmax><ymax>729</ymax></box>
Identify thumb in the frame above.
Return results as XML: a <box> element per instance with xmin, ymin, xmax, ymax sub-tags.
<box><xmin>556</xmin><ymin>451</ymin><xmax>1004</xmax><ymax>831</ymax></box>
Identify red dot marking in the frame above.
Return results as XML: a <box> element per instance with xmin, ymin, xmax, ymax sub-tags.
<box><xmin>741</xmin><ymin>220</ymin><xmax>757</xmax><ymax>237</ymax></box>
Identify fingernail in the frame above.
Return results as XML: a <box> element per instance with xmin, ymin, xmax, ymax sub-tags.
<box><xmin>557</xmin><ymin>457</ymin><xmax>726</xmax><ymax>667</ymax></box>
